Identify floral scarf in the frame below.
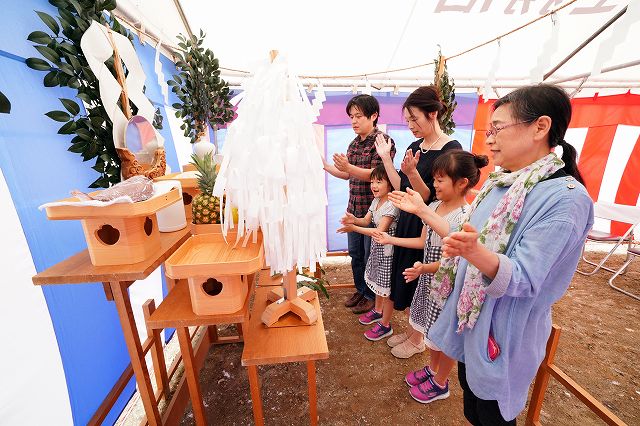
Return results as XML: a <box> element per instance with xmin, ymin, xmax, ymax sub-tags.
<box><xmin>430</xmin><ymin>152</ymin><xmax>564</xmax><ymax>332</ymax></box>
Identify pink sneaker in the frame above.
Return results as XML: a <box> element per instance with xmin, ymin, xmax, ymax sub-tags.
<box><xmin>358</xmin><ymin>309</ymin><xmax>382</xmax><ymax>325</ymax></box>
<box><xmin>405</xmin><ymin>365</ymin><xmax>436</xmax><ymax>387</ymax></box>
<box><xmin>364</xmin><ymin>322</ymin><xmax>393</xmax><ymax>341</ymax></box>
<box><xmin>409</xmin><ymin>377</ymin><xmax>450</xmax><ymax>404</ymax></box>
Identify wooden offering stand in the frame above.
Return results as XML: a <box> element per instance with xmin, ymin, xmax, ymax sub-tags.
<box><xmin>164</xmin><ymin>231</ymin><xmax>263</xmax><ymax>315</ymax></box>
<box><xmin>261</xmin><ymin>269</ymin><xmax>318</xmax><ymax>327</ymax></box>
<box><xmin>43</xmin><ymin>188</ymin><xmax>181</xmax><ymax>266</ymax></box>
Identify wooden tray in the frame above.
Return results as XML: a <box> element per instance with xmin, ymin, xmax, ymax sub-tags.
<box><xmin>154</xmin><ymin>172</ymin><xmax>198</xmax><ymax>189</ymax></box>
<box><xmin>44</xmin><ymin>188</ymin><xmax>181</xmax><ymax>220</ymax></box>
<box><xmin>165</xmin><ymin>232</ymin><xmax>264</xmax><ymax>279</ymax></box>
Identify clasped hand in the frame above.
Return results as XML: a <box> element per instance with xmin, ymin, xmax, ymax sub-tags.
<box><xmin>336</xmin><ymin>212</ymin><xmax>356</xmax><ymax>233</ymax></box>
<box><xmin>333</xmin><ymin>153</ymin><xmax>350</xmax><ymax>173</ymax></box>
<box><xmin>442</xmin><ymin>222</ymin><xmax>479</xmax><ymax>258</ymax></box>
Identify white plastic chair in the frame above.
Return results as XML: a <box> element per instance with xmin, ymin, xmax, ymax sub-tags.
<box><xmin>577</xmin><ymin>201</ymin><xmax>640</xmax><ymax>276</ymax></box>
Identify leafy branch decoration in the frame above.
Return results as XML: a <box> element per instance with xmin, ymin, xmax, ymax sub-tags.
<box><xmin>167</xmin><ymin>30</ymin><xmax>234</xmax><ymax>144</ymax></box>
<box><xmin>434</xmin><ymin>47</ymin><xmax>457</xmax><ymax>136</ymax></box>
<box><xmin>26</xmin><ymin>0</ymin><xmax>163</xmax><ymax>188</ymax></box>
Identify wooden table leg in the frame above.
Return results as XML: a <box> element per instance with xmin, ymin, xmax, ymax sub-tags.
<box><xmin>247</xmin><ymin>365</ymin><xmax>264</xmax><ymax>426</ymax></box>
<box><xmin>109</xmin><ymin>281</ymin><xmax>161</xmax><ymax>425</ymax></box>
<box><xmin>143</xmin><ymin>300</ymin><xmax>170</xmax><ymax>401</ymax></box>
<box><xmin>176</xmin><ymin>327</ymin><xmax>207</xmax><ymax>426</ymax></box>
<box><xmin>307</xmin><ymin>361</ymin><xmax>318</xmax><ymax>426</ymax></box>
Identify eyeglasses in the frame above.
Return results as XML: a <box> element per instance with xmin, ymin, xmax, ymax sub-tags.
<box><xmin>485</xmin><ymin>120</ymin><xmax>535</xmax><ymax>138</ymax></box>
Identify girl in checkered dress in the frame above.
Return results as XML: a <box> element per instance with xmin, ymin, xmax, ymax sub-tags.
<box><xmin>338</xmin><ymin>165</ymin><xmax>399</xmax><ymax>341</ymax></box>
<box><xmin>380</xmin><ymin>150</ymin><xmax>489</xmax><ymax>403</ymax></box>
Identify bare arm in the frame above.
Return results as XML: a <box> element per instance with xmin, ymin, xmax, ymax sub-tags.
<box><xmin>373</xmin><ymin>226</ymin><xmax>426</xmax><ymax>249</ymax></box>
<box><xmin>323</xmin><ymin>158</ymin><xmax>349</xmax><ymax>180</ymax></box>
<box><xmin>401</xmin><ymin>150</ymin><xmax>431</xmax><ymax>201</ymax></box>
<box><xmin>421</xmin><ymin>261</ymin><xmax>440</xmax><ymax>274</ymax></box>
<box><xmin>346</xmin><ymin>164</ymin><xmax>375</xmax><ymax>181</ymax></box>
<box><xmin>340</xmin><ymin>211</ymin><xmax>372</xmax><ymax>228</ymax></box>
<box><xmin>416</xmin><ymin>203</ymin><xmax>451</xmax><ymax>238</ymax></box>
<box><xmin>375</xmin><ymin>134</ymin><xmax>401</xmax><ymax>190</ymax></box>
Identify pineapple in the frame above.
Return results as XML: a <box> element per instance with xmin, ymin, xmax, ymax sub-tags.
<box><xmin>190</xmin><ymin>152</ymin><xmax>220</xmax><ymax>224</ymax></box>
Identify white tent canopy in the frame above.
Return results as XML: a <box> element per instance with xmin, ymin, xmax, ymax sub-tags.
<box><xmin>115</xmin><ymin>0</ymin><xmax>640</xmax><ymax>97</ymax></box>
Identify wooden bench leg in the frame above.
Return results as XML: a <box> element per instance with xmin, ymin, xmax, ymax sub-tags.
<box><xmin>307</xmin><ymin>361</ymin><xmax>318</xmax><ymax>426</ymax></box>
<box><xmin>143</xmin><ymin>300</ymin><xmax>170</xmax><ymax>401</ymax></box>
<box><xmin>526</xmin><ymin>326</ymin><xmax>560</xmax><ymax>425</ymax></box>
<box><xmin>247</xmin><ymin>365</ymin><xmax>264</xmax><ymax>426</ymax></box>
<box><xmin>109</xmin><ymin>281</ymin><xmax>161</xmax><ymax>425</ymax></box>
<box><xmin>177</xmin><ymin>327</ymin><xmax>207</xmax><ymax>426</ymax></box>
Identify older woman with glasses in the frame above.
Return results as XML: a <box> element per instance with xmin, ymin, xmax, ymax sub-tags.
<box><xmin>393</xmin><ymin>84</ymin><xmax>593</xmax><ymax>424</ymax></box>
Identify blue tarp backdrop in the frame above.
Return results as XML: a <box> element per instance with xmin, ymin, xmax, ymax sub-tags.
<box><xmin>0</xmin><ymin>1</ymin><xmax>181</xmax><ymax>423</ymax></box>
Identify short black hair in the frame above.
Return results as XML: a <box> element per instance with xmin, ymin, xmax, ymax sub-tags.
<box><xmin>370</xmin><ymin>164</ymin><xmax>392</xmax><ymax>187</ymax></box>
<box><xmin>346</xmin><ymin>94</ymin><xmax>380</xmax><ymax>126</ymax></box>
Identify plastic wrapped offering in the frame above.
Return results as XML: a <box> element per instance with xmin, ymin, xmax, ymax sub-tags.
<box><xmin>71</xmin><ymin>175</ymin><xmax>154</xmax><ymax>202</ymax></box>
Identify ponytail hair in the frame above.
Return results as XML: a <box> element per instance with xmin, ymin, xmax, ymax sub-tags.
<box><xmin>432</xmin><ymin>150</ymin><xmax>489</xmax><ymax>192</ymax></box>
<box><xmin>558</xmin><ymin>140</ymin><xmax>585</xmax><ymax>184</ymax></box>
<box><xmin>493</xmin><ymin>84</ymin><xmax>584</xmax><ymax>184</ymax></box>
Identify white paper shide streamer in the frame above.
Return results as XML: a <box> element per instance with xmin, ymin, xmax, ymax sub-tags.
<box><xmin>80</xmin><ymin>21</ymin><xmax>163</xmax><ymax>149</ymax></box>
<box><xmin>213</xmin><ymin>55</ymin><xmax>327</xmax><ymax>274</ymax></box>
<box><xmin>530</xmin><ymin>14</ymin><xmax>560</xmax><ymax>84</ymax></box>
<box><xmin>483</xmin><ymin>39</ymin><xmax>502</xmax><ymax>102</ymax></box>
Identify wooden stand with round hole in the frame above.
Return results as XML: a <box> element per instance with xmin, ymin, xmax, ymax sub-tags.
<box><xmin>82</xmin><ymin>216</ymin><xmax>160</xmax><ymax>266</ymax></box>
<box><xmin>42</xmin><ymin>188</ymin><xmax>181</xmax><ymax>266</ymax></box>
<box><xmin>187</xmin><ymin>275</ymin><xmax>248</xmax><ymax>315</ymax></box>
<box><xmin>164</xmin><ymin>232</ymin><xmax>264</xmax><ymax>315</ymax></box>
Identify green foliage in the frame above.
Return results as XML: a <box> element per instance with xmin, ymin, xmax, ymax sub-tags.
<box><xmin>434</xmin><ymin>48</ymin><xmax>458</xmax><ymax>136</ymax></box>
<box><xmin>26</xmin><ymin>0</ymin><xmax>163</xmax><ymax>188</ymax></box>
<box><xmin>272</xmin><ymin>267</ymin><xmax>330</xmax><ymax>300</ymax></box>
<box><xmin>0</xmin><ymin>90</ymin><xmax>10</xmax><ymax>114</ymax></box>
<box><xmin>190</xmin><ymin>152</ymin><xmax>217</xmax><ymax>194</ymax></box>
<box><xmin>168</xmin><ymin>30</ymin><xmax>234</xmax><ymax>143</ymax></box>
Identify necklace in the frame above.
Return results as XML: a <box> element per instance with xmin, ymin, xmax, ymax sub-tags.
<box><xmin>419</xmin><ymin>134</ymin><xmax>443</xmax><ymax>154</ymax></box>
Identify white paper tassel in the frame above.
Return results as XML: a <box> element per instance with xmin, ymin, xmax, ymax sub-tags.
<box><xmin>213</xmin><ymin>55</ymin><xmax>327</xmax><ymax>274</ymax></box>
<box><xmin>530</xmin><ymin>13</ymin><xmax>560</xmax><ymax>84</ymax></box>
<box><xmin>483</xmin><ymin>39</ymin><xmax>502</xmax><ymax>102</ymax></box>
<box><xmin>591</xmin><ymin>3</ymin><xmax>640</xmax><ymax>77</ymax></box>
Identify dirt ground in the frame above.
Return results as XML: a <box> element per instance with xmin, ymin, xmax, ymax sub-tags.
<box><xmin>180</xmin><ymin>254</ymin><xmax>639</xmax><ymax>425</ymax></box>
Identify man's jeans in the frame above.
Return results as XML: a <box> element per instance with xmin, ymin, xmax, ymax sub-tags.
<box><xmin>348</xmin><ymin>231</ymin><xmax>374</xmax><ymax>300</ymax></box>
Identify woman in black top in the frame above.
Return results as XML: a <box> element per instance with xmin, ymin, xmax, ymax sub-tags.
<box><xmin>373</xmin><ymin>86</ymin><xmax>462</xmax><ymax>357</ymax></box>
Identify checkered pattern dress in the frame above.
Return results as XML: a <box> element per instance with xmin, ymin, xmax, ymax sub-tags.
<box><xmin>364</xmin><ymin>198</ymin><xmax>399</xmax><ymax>297</ymax></box>
<box><xmin>409</xmin><ymin>202</ymin><xmax>467</xmax><ymax>335</ymax></box>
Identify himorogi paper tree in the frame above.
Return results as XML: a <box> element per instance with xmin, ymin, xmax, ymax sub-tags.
<box><xmin>212</xmin><ymin>55</ymin><xmax>326</xmax><ymax>324</ymax></box>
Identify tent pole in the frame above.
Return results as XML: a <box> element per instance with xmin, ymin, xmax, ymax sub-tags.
<box><xmin>548</xmin><ymin>59</ymin><xmax>640</xmax><ymax>85</ymax></box>
<box><xmin>172</xmin><ymin>0</ymin><xmax>195</xmax><ymax>41</ymax></box>
<box><xmin>543</xmin><ymin>6</ymin><xmax>627</xmax><ymax>81</ymax></box>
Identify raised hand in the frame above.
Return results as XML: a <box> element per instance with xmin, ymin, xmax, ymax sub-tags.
<box><xmin>333</xmin><ymin>153</ymin><xmax>350</xmax><ymax>173</ymax></box>
<box><xmin>442</xmin><ymin>222</ymin><xmax>479</xmax><ymax>258</ymax></box>
<box><xmin>388</xmin><ymin>187</ymin><xmax>427</xmax><ymax>215</ymax></box>
<box><xmin>400</xmin><ymin>149</ymin><xmax>420</xmax><ymax>175</ymax></box>
<box><xmin>403</xmin><ymin>261</ymin><xmax>423</xmax><ymax>282</ymax></box>
<box><xmin>374</xmin><ymin>133</ymin><xmax>392</xmax><ymax>159</ymax></box>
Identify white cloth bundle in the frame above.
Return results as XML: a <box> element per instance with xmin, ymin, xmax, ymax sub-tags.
<box><xmin>213</xmin><ymin>55</ymin><xmax>327</xmax><ymax>274</ymax></box>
